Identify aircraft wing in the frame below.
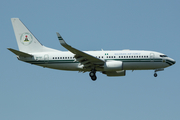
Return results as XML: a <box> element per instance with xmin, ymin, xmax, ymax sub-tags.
<box><xmin>56</xmin><ymin>33</ymin><xmax>104</xmax><ymax>68</ymax></box>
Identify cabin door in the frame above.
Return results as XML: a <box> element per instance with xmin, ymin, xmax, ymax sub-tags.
<box><xmin>150</xmin><ymin>53</ymin><xmax>154</xmax><ymax>62</ymax></box>
<box><xmin>44</xmin><ymin>54</ymin><xmax>49</xmax><ymax>63</ymax></box>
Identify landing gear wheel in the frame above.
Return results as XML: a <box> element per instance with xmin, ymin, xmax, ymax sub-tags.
<box><xmin>89</xmin><ymin>72</ymin><xmax>95</xmax><ymax>77</ymax></box>
<box><xmin>154</xmin><ymin>73</ymin><xmax>157</xmax><ymax>77</ymax></box>
<box><xmin>91</xmin><ymin>76</ymin><xmax>97</xmax><ymax>81</ymax></box>
<box><xmin>89</xmin><ymin>69</ymin><xmax>97</xmax><ymax>81</ymax></box>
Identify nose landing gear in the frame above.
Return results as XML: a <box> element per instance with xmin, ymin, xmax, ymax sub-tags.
<box><xmin>154</xmin><ymin>73</ymin><xmax>157</xmax><ymax>77</ymax></box>
<box><xmin>154</xmin><ymin>68</ymin><xmax>164</xmax><ymax>77</ymax></box>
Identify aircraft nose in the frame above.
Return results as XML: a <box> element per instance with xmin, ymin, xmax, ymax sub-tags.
<box><xmin>166</xmin><ymin>58</ymin><xmax>176</xmax><ymax>66</ymax></box>
<box><xmin>172</xmin><ymin>59</ymin><xmax>176</xmax><ymax>65</ymax></box>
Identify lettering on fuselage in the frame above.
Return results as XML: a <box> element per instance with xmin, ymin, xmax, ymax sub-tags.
<box><xmin>114</xmin><ymin>53</ymin><xmax>141</xmax><ymax>55</ymax></box>
<box><xmin>36</xmin><ymin>56</ymin><xmax>42</xmax><ymax>60</ymax></box>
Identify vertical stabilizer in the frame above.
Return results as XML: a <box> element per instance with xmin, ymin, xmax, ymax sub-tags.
<box><xmin>11</xmin><ymin>18</ymin><xmax>57</xmax><ymax>53</ymax></box>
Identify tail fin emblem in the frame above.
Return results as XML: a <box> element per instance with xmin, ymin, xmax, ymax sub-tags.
<box><xmin>24</xmin><ymin>35</ymin><xmax>29</xmax><ymax>42</ymax></box>
<box><xmin>20</xmin><ymin>32</ymin><xmax>33</xmax><ymax>46</ymax></box>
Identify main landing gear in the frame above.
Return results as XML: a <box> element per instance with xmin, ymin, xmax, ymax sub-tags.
<box><xmin>89</xmin><ymin>69</ymin><xmax>97</xmax><ymax>81</ymax></box>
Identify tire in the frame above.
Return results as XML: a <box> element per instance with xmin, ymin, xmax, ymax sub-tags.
<box><xmin>91</xmin><ymin>76</ymin><xmax>97</xmax><ymax>81</ymax></box>
<box><xmin>154</xmin><ymin>73</ymin><xmax>157</xmax><ymax>77</ymax></box>
<box><xmin>89</xmin><ymin>72</ymin><xmax>95</xmax><ymax>77</ymax></box>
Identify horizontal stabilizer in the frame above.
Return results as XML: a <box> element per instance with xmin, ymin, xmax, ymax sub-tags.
<box><xmin>7</xmin><ymin>48</ymin><xmax>33</xmax><ymax>57</ymax></box>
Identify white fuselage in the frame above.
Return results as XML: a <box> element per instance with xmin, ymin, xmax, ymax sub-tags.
<box><xmin>19</xmin><ymin>50</ymin><xmax>173</xmax><ymax>72</ymax></box>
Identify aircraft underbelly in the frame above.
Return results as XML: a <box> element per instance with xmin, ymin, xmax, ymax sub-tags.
<box><xmin>45</xmin><ymin>63</ymin><xmax>80</xmax><ymax>71</ymax></box>
<box><xmin>35</xmin><ymin>61</ymin><xmax>168</xmax><ymax>71</ymax></box>
<box><xmin>123</xmin><ymin>62</ymin><xmax>166</xmax><ymax>70</ymax></box>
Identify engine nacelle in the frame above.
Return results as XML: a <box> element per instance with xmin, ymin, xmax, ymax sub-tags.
<box><xmin>104</xmin><ymin>61</ymin><xmax>123</xmax><ymax>71</ymax></box>
<box><xmin>103</xmin><ymin>70</ymin><xmax>126</xmax><ymax>76</ymax></box>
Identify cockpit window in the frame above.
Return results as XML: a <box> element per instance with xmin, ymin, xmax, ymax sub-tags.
<box><xmin>160</xmin><ymin>55</ymin><xmax>168</xmax><ymax>57</ymax></box>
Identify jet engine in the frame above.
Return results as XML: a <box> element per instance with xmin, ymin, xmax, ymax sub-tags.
<box><xmin>103</xmin><ymin>61</ymin><xmax>123</xmax><ymax>71</ymax></box>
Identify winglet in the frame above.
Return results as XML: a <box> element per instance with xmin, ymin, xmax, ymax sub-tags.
<box><xmin>55</xmin><ymin>32</ymin><xmax>104</xmax><ymax>64</ymax></box>
<box><xmin>56</xmin><ymin>32</ymin><xmax>67</xmax><ymax>46</ymax></box>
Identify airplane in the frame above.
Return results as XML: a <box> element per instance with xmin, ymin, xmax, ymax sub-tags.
<box><xmin>8</xmin><ymin>18</ymin><xmax>176</xmax><ymax>81</ymax></box>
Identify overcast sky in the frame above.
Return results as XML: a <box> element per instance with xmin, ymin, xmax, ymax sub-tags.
<box><xmin>0</xmin><ymin>0</ymin><xmax>179</xmax><ymax>120</ymax></box>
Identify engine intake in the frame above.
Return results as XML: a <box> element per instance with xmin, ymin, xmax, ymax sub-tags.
<box><xmin>104</xmin><ymin>61</ymin><xmax>123</xmax><ymax>71</ymax></box>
